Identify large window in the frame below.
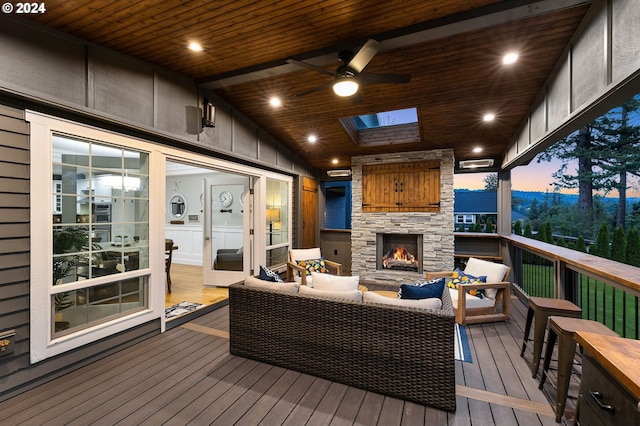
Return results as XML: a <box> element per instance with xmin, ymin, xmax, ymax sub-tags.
<box><xmin>52</xmin><ymin>134</ymin><xmax>150</xmax><ymax>336</ymax></box>
<box><xmin>29</xmin><ymin>111</ymin><xmax>159</xmax><ymax>363</ymax></box>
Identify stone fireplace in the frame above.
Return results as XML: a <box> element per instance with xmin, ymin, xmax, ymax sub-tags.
<box><xmin>377</xmin><ymin>233</ymin><xmax>423</xmax><ymax>273</ymax></box>
<box><xmin>351</xmin><ymin>150</ymin><xmax>454</xmax><ymax>285</ymax></box>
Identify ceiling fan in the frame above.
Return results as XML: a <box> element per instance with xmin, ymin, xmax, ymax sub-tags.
<box><xmin>287</xmin><ymin>39</ymin><xmax>411</xmax><ymax>98</ymax></box>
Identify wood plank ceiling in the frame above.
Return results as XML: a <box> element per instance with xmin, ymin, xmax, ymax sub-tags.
<box><xmin>20</xmin><ymin>0</ymin><xmax>592</xmax><ymax>172</ymax></box>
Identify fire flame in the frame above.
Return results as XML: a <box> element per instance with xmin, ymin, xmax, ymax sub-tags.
<box><xmin>392</xmin><ymin>245</ymin><xmax>411</xmax><ymax>261</ymax></box>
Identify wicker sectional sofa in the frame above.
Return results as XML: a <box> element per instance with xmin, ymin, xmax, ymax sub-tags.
<box><xmin>228</xmin><ymin>281</ymin><xmax>456</xmax><ymax>412</ymax></box>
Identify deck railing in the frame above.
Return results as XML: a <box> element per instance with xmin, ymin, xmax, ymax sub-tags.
<box><xmin>456</xmin><ymin>233</ymin><xmax>640</xmax><ymax>339</ymax></box>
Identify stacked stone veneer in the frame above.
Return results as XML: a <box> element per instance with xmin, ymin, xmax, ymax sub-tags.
<box><xmin>351</xmin><ymin>149</ymin><xmax>455</xmax><ymax>285</ymax></box>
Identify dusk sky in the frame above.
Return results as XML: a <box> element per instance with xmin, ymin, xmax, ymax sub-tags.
<box><xmin>455</xmin><ymin>158</ymin><xmax>640</xmax><ymax>198</ymax></box>
<box><xmin>454</xmin><ymin>158</ymin><xmax>576</xmax><ymax>193</ymax></box>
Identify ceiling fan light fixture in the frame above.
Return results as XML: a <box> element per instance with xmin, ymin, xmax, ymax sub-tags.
<box><xmin>333</xmin><ymin>76</ymin><xmax>359</xmax><ymax>97</ymax></box>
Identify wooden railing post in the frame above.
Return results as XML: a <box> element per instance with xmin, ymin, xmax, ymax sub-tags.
<box><xmin>554</xmin><ymin>260</ymin><xmax>563</xmax><ymax>299</ymax></box>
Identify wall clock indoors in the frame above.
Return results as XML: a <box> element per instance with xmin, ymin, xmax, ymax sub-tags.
<box><xmin>219</xmin><ymin>190</ymin><xmax>233</xmax><ymax>207</ymax></box>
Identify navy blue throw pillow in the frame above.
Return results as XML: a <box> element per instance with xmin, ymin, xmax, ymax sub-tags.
<box><xmin>259</xmin><ymin>265</ymin><xmax>283</xmax><ymax>282</ymax></box>
<box><xmin>400</xmin><ymin>278</ymin><xmax>445</xmax><ymax>300</ymax></box>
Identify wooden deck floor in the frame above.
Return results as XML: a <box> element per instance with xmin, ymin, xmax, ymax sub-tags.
<box><xmin>1</xmin><ymin>293</ymin><xmax>577</xmax><ymax>425</ymax></box>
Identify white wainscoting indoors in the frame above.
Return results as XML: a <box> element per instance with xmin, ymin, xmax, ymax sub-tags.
<box><xmin>166</xmin><ymin>224</ymin><xmax>243</xmax><ymax>266</ymax></box>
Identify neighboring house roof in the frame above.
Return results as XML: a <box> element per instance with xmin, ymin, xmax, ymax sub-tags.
<box><xmin>454</xmin><ymin>191</ymin><xmax>497</xmax><ymax>215</ymax></box>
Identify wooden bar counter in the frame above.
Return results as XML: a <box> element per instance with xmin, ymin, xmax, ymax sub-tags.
<box><xmin>573</xmin><ymin>331</ymin><xmax>640</xmax><ymax>425</ymax></box>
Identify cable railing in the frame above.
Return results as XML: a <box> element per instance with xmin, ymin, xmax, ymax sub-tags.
<box><xmin>457</xmin><ymin>233</ymin><xmax>640</xmax><ymax>339</ymax></box>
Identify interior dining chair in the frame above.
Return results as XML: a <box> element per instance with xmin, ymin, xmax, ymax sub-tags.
<box><xmin>165</xmin><ymin>239</ymin><xmax>174</xmax><ymax>293</ymax></box>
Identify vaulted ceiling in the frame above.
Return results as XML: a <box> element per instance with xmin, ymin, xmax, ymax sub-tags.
<box><xmin>21</xmin><ymin>0</ymin><xmax>593</xmax><ymax>173</ymax></box>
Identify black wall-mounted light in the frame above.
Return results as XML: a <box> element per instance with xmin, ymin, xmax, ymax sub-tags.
<box><xmin>202</xmin><ymin>97</ymin><xmax>216</xmax><ymax>128</ymax></box>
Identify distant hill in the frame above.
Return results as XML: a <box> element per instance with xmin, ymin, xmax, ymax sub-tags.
<box><xmin>455</xmin><ymin>189</ymin><xmax>640</xmax><ymax>213</ymax></box>
<box><xmin>511</xmin><ymin>190</ymin><xmax>640</xmax><ymax>207</ymax></box>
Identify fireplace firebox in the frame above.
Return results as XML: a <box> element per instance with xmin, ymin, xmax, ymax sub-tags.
<box><xmin>376</xmin><ymin>233</ymin><xmax>423</xmax><ymax>273</ymax></box>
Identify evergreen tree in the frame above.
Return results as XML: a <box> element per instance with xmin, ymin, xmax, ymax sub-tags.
<box><xmin>513</xmin><ymin>220</ymin><xmax>522</xmax><ymax>236</ymax></box>
<box><xmin>593</xmin><ymin>222</ymin><xmax>611</xmax><ymax>258</ymax></box>
<box><xmin>545</xmin><ymin>220</ymin><xmax>554</xmax><ymax>244</ymax></box>
<box><xmin>524</xmin><ymin>223</ymin><xmax>533</xmax><ymax>239</ymax></box>
<box><xmin>556</xmin><ymin>237</ymin><xmax>567</xmax><ymax>248</ymax></box>
<box><xmin>627</xmin><ymin>203</ymin><xmax>640</xmax><ymax>231</ymax></box>
<box><xmin>567</xmin><ymin>241</ymin><xmax>576</xmax><ymax>250</ymax></box>
<box><xmin>473</xmin><ymin>222</ymin><xmax>483</xmax><ymax>232</ymax></box>
<box><xmin>538</xmin><ymin>125</ymin><xmax>596</xmax><ymax>232</ymax></box>
<box><xmin>590</xmin><ymin>98</ymin><xmax>640</xmax><ymax>229</ymax></box>
<box><xmin>483</xmin><ymin>173</ymin><xmax>498</xmax><ymax>191</ymax></box>
<box><xmin>457</xmin><ymin>224</ymin><xmax>466</xmax><ymax>232</ymax></box>
<box><xmin>485</xmin><ymin>218</ymin><xmax>494</xmax><ymax>233</ymax></box>
<box><xmin>626</xmin><ymin>227</ymin><xmax>640</xmax><ymax>267</ymax></box>
<box><xmin>537</xmin><ymin>96</ymin><xmax>640</xmax><ymax>234</ymax></box>
<box><xmin>576</xmin><ymin>235</ymin><xmax>587</xmax><ymax>252</ymax></box>
<box><xmin>611</xmin><ymin>226</ymin><xmax>626</xmax><ymax>262</ymax></box>
<box><xmin>535</xmin><ymin>225</ymin><xmax>545</xmax><ymax>242</ymax></box>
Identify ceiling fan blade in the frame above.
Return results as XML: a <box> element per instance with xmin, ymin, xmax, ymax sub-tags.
<box><xmin>359</xmin><ymin>73</ymin><xmax>412</xmax><ymax>84</ymax></box>
<box><xmin>287</xmin><ymin>59</ymin><xmax>336</xmax><ymax>77</ymax></box>
<box><xmin>294</xmin><ymin>80</ymin><xmax>334</xmax><ymax>97</ymax></box>
<box><xmin>347</xmin><ymin>39</ymin><xmax>382</xmax><ymax>73</ymax></box>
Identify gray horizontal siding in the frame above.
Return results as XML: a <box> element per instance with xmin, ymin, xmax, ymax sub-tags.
<box><xmin>0</xmin><ymin>106</ymin><xmax>30</xmax><ymax>390</ymax></box>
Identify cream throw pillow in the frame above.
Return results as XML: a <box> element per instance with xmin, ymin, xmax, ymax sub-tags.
<box><xmin>310</xmin><ymin>272</ymin><xmax>359</xmax><ymax>292</ymax></box>
<box><xmin>464</xmin><ymin>258</ymin><xmax>509</xmax><ymax>300</ymax></box>
<box><xmin>298</xmin><ymin>285</ymin><xmax>363</xmax><ymax>302</ymax></box>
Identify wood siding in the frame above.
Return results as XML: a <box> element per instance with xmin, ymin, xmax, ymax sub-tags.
<box><xmin>0</xmin><ymin>105</ymin><xmax>30</xmax><ymax>387</ymax></box>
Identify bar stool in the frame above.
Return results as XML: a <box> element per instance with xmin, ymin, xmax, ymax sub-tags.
<box><xmin>520</xmin><ymin>297</ymin><xmax>581</xmax><ymax>378</ymax></box>
<box><xmin>539</xmin><ymin>316</ymin><xmax>618</xmax><ymax>423</ymax></box>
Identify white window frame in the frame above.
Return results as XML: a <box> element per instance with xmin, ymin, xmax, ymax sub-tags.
<box><xmin>455</xmin><ymin>214</ymin><xmax>476</xmax><ymax>224</ymax></box>
<box><xmin>28</xmin><ymin>111</ymin><xmax>164</xmax><ymax>363</ymax></box>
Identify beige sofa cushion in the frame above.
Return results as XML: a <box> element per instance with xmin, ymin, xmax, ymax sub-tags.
<box><xmin>299</xmin><ymin>285</ymin><xmax>363</xmax><ymax>302</ymax></box>
<box><xmin>244</xmin><ymin>276</ymin><xmax>299</xmax><ymax>293</ymax></box>
<box><xmin>364</xmin><ymin>291</ymin><xmax>442</xmax><ymax>310</ymax></box>
<box><xmin>448</xmin><ymin>287</ymin><xmax>495</xmax><ymax>309</ymax></box>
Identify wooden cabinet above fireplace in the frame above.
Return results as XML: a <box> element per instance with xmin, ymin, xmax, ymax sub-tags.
<box><xmin>362</xmin><ymin>160</ymin><xmax>440</xmax><ymax>212</ymax></box>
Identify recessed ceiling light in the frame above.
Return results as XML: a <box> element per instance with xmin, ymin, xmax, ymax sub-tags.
<box><xmin>332</xmin><ymin>158</ymin><xmax>339</xmax><ymax>164</ymax></box>
<box><xmin>472</xmin><ymin>147</ymin><xmax>483</xmax><ymax>153</ymax></box>
<box><xmin>483</xmin><ymin>113</ymin><xmax>495</xmax><ymax>122</ymax></box>
<box><xmin>307</xmin><ymin>135</ymin><xmax>317</xmax><ymax>143</ymax></box>
<box><xmin>269</xmin><ymin>97</ymin><xmax>282</xmax><ymax>107</ymax></box>
<box><xmin>188</xmin><ymin>42</ymin><xmax>203</xmax><ymax>52</ymax></box>
<box><xmin>503</xmin><ymin>52</ymin><xmax>519</xmax><ymax>65</ymax></box>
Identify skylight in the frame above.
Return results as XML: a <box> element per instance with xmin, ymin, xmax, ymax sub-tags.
<box><xmin>339</xmin><ymin>107</ymin><xmax>420</xmax><ymax>147</ymax></box>
<box><xmin>351</xmin><ymin>107</ymin><xmax>418</xmax><ymax>130</ymax></box>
